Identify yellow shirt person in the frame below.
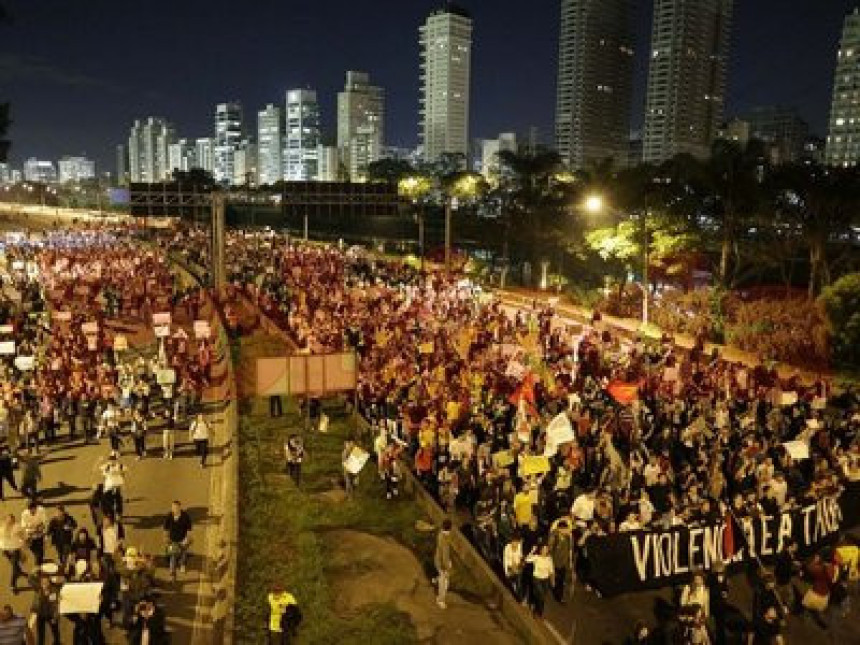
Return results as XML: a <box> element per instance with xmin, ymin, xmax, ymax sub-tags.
<box><xmin>268</xmin><ymin>588</ymin><xmax>297</xmax><ymax>632</ymax></box>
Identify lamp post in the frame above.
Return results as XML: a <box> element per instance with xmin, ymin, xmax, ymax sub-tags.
<box><xmin>398</xmin><ymin>175</ymin><xmax>432</xmax><ymax>274</ymax></box>
<box><xmin>444</xmin><ymin>173</ymin><xmax>481</xmax><ymax>274</ymax></box>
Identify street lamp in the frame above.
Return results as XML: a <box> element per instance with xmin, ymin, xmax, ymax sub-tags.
<box><xmin>583</xmin><ymin>194</ymin><xmax>605</xmax><ymax>214</ymax></box>
<box><xmin>445</xmin><ymin>173</ymin><xmax>482</xmax><ymax>273</ymax></box>
<box><xmin>398</xmin><ymin>175</ymin><xmax>432</xmax><ymax>273</ymax></box>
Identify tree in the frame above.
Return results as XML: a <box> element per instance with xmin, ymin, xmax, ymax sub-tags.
<box><xmin>699</xmin><ymin>139</ymin><xmax>767</xmax><ymax>287</ymax></box>
<box><xmin>819</xmin><ymin>272</ymin><xmax>860</xmax><ymax>366</ymax></box>
<box><xmin>770</xmin><ymin>163</ymin><xmax>860</xmax><ymax>297</ymax></box>
<box><xmin>366</xmin><ymin>158</ymin><xmax>414</xmax><ymax>185</ymax></box>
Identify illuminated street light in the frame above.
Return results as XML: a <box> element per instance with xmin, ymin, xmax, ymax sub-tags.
<box><xmin>583</xmin><ymin>194</ymin><xmax>604</xmax><ymax>214</ymax></box>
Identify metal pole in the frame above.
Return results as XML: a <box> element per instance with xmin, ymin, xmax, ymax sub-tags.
<box><xmin>445</xmin><ymin>196</ymin><xmax>452</xmax><ymax>273</ymax></box>
<box><xmin>303</xmin><ymin>212</ymin><xmax>308</xmax><ymax>241</ymax></box>
<box><xmin>418</xmin><ymin>204</ymin><xmax>425</xmax><ymax>274</ymax></box>
<box><xmin>642</xmin><ymin>210</ymin><xmax>649</xmax><ymax>325</ymax></box>
<box><xmin>211</xmin><ymin>192</ymin><xmax>226</xmax><ymax>291</ymax></box>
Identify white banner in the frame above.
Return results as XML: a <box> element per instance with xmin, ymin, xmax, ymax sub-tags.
<box><xmin>59</xmin><ymin>582</ymin><xmax>103</xmax><ymax>615</ymax></box>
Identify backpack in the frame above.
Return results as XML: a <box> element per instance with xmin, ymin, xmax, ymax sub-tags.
<box><xmin>281</xmin><ymin>603</ymin><xmax>302</xmax><ymax>631</ymax></box>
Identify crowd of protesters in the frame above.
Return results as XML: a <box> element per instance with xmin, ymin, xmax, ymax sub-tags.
<box><xmin>0</xmin><ymin>227</ymin><xmax>218</xmax><ymax>643</ymax></box>
<box><xmin>174</xmin><ymin>225</ymin><xmax>860</xmax><ymax>644</ymax></box>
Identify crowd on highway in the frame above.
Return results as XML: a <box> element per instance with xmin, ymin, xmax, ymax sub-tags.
<box><xmin>154</xmin><ymin>224</ymin><xmax>860</xmax><ymax>645</ymax></box>
<box><xmin>0</xmin><ymin>227</ymin><xmax>211</xmax><ymax>644</ymax></box>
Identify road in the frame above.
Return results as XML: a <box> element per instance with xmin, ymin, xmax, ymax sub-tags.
<box><xmin>0</xmin><ymin>273</ymin><xmax>231</xmax><ymax>644</ymax></box>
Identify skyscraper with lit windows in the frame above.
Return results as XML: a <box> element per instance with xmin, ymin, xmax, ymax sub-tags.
<box><xmin>826</xmin><ymin>8</ymin><xmax>860</xmax><ymax>167</ymax></box>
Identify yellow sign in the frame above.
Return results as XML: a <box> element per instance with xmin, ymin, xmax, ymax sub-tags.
<box><xmin>493</xmin><ymin>450</ymin><xmax>515</xmax><ymax>469</ymax></box>
<box><xmin>522</xmin><ymin>455</ymin><xmax>551</xmax><ymax>477</ymax></box>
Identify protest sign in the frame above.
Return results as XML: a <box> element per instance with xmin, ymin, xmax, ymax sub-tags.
<box><xmin>419</xmin><ymin>342</ymin><xmax>434</xmax><ymax>355</ymax></box>
<box><xmin>154</xmin><ymin>324</ymin><xmax>170</xmax><ymax>338</ymax></box>
<box><xmin>584</xmin><ymin>487</ymin><xmax>858</xmax><ymax>596</ymax></box>
<box><xmin>59</xmin><ymin>582</ymin><xmax>104</xmax><ymax>615</ymax></box>
<box><xmin>152</xmin><ymin>312</ymin><xmax>171</xmax><ymax>326</ymax></box>
<box><xmin>492</xmin><ymin>450</ymin><xmax>515</xmax><ymax>469</ymax></box>
<box><xmin>522</xmin><ymin>455</ymin><xmax>551</xmax><ymax>477</ymax></box>
<box><xmin>0</xmin><ymin>324</ymin><xmax>12</xmax><ymax>334</ymax></box>
<box><xmin>546</xmin><ymin>412</ymin><xmax>575</xmax><ymax>447</ymax></box>
<box><xmin>780</xmin><ymin>391</ymin><xmax>798</xmax><ymax>406</ymax></box>
<box><xmin>193</xmin><ymin>320</ymin><xmax>211</xmax><ymax>339</ymax></box>
<box><xmin>113</xmin><ymin>335</ymin><xmax>128</xmax><ymax>352</ymax></box>
<box><xmin>0</xmin><ymin>341</ymin><xmax>14</xmax><ymax>355</ymax></box>
<box><xmin>54</xmin><ymin>310</ymin><xmax>72</xmax><ymax>322</ymax></box>
<box><xmin>14</xmin><ymin>356</ymin><xmax>35</xmax><ymax>371</ymax></box>
<box><xmin>156</xmin><ymin>368</ymin><xmax>176</xmax><ymax>385</ymax></box>
<box><xmin>782</xmin><ymin>440</ymin><xmax>810</xmax><ymax>460</ymax></box>
<box><xmin>344</xmin><ymin>447</ymin><xmax>370</xmax><ymax>475</ymax></box>
<box><xmin>81</xmin><ymin>321</ymin><xmax>98</xmax><ymax>335</ymax></box>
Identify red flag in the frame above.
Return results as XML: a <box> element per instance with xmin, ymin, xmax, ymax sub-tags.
<box><xmin>607</xmin><ymin>380</ymin><xmax>639</xmax><ymax>405</ymax></box>
<box><xmin>723</xmin><ymin>511</ymin><xmax>736</xmax><ymax>560</ymax></box>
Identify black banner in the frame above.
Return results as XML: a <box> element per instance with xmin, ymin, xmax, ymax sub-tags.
<box><xmin>585</xmin><ymin>483</ymin><xmax>860</xmax><ymax>596</ymax></box>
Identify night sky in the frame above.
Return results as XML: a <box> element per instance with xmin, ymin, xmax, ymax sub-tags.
<box><xmin>1</xmin><ymin>0</ymin><xmax>856</xmax><ymax>172</ymax></box>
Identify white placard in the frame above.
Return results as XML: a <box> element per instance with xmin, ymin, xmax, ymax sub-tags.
<box><xmin>194</xmin><ymin>320</ymin><xmax>211</xmax><ymax>339</ymax></box>
<box><xmin>154</xmin><ymin>324</ymin><xmax>170</xmax><ymax>338</ymax></box>
<box><xmin>14</xmin><ymin>356</ymin><xmax>34</xmax><ymax>371</ymax></box>
<box><xmin>780</xmin><ymin>391</ymin><xmax>798</xmax><ymax>406</ymax></box>
<box><xmin>81</xmin><ymin>322</ymin><xmax>98</xmax><ymax>335</ymax></box>
<box><xmin>59</xmin><ymin>582</ymin><xmax>104</xmax><ymax>615</ymax></box>
<box><xmin>344</xmin><ymin>447</ymin><xmax>370</xmax><ymax>475</ymax></box>
<box><xmin>0</xmin><ymin>341</ymin><xmax>14</xmax><ymax>355</ymax></box>
<box><xmin>156</xmin><ymin>368</ymin><xmax>176</xmax><ymax>385</ymax></box>
<box><xmin>663</xmin><ymin>366</ymin><xmax>679</xmax><ymax>383</ymax></box>
<box><xmin>546</xmin><ymin>412</ymin><xmax>575</xmax><ymax>447</ymax></box>
<box><xmin>152</xmin><ymin>312</ymin><xmax>171</xmax><ymax>326</ymax></box>
<box><xmin>782</xmin><ymin>440</ymin><xmax>810</xmax><ymax>460</ymax></box>
<box><xmin>0</xmin><ymin>324</ymin><xmax>13</xmax><ymax>334</ymax></box>
<box><xmin>54</xmin><ymin>311</ymin><xmax>72</xmax><ymax>322</ymax></box>
<box><xmin>11</xmin><ymin>260</ymin><xmax>23</xmax><ymax>271</ymax></box>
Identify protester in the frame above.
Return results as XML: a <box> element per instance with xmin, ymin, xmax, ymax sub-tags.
<box><xmin>189</xmin><ymin>412</ymin><xmax>211</xmax><ymax>468</ymax></box>
<box><xmin>0</xmin><ymin>604</ymin><xmax>33</xmax><ymax>645</ymax></box>
<box><xmin>163</xmin><ymin>500</ymin><xmax>192</xmax><ymax>581</ymax></box>
<box><xmin>266</xmin><ymin>585</ymin><xmax>300</xmax><ymax>645</ymax></box>
<box><xmin>434</xmin><ymin>519</ymin><xmax>453</xmax><ymax>609</ymax></box>
<box><xmin>0</xmin><ymin>514</ymin><xmax>26</xmax><ymax>593</ymax></box>
<box><xmin>128</xmin><ymin>596</ymin><xmax>168</xmax><ymax>645</ymax></box>
<box><xmin>284</xmin><ymin>434</ymin><xmax>304</xmax><ymax>487</ymax></box>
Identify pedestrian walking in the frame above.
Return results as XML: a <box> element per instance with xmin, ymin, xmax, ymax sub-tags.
<box><xmin>163</xmin><ymin>500</ymin><xmax>192</xmax><ymax>581</ymax></box>
<box><xmin>0</xmin><ymin>514</ymin><xmax>26</xmax><ymax>594</ymax></box>
<box><xmin>433</xmin><ymin>519</ymin><xmax>453</xmax><ymax>609</ymax></box>
<box><xmin>267</xmin><ymin>584</ymin><xmax>300</xmax><ymax>644</ymax></box>
<box><xmin>46</xmin><ymin>505</ymin><xmax>76</xmax><ymax>566</ymax></box>
<box><xmin>284</xmin><ymin>435</ymin><xmax>304</xmax><ymax>487</ymax></box>
<box><xmin>20</xmin><ymin>499</ymin><xmax>47</xmax><ymax>566</ymax></box>
<box><xmin>131</xmin><ymin>408</ymin><xmax>148</xmax><ymax>460</ymax></box>
<box><xmin>0</xmin><ymin>443</ymin><xmax>18</xmax><ymax>500</ymax></box>
<box><xmin>19</xmin><ymin>452</ymin><xmax>41</xmax><ymax>500</ymax></box>
<box><xmin>29</xmin><ymin>573</ymin><xmax>60</xmax><ymax>645</ymax></box>
<box><xmin>189</xmin><ymin>413</ymin><xmax>210</xmax><ymax>468</ymax></box>
<box><xmin>526</xmin><ymin>543</ymin><xmax>554</xmax><ymax>617</ymax></box>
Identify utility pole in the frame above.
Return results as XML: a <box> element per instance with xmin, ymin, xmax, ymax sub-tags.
<box><xmin>211</xmin><ymin>192</ymin><xmax>226</xmax><ymax>291</ymax></box>
<box><xmin>444</xmin><ymin>196</ymin><xmax>452</xmax><ymax>273</ymax></box>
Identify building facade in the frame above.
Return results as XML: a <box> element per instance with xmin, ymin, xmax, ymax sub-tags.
<box><xmin>419</xmin><ymin>5</ymin><xmax>473</xmax><ymax>163</ymax></box>
<box><xmin>167</xmin><ymin>139</ymin><xmax>197</xmax><ymax>175</ymax></box>
<box><xmin>257</xmin><ymin>104</ymin><xmax>285</xmax><ymax>186</ymax></box>
<box><xmin>555</xmin><ymin>0</ymin><xmax>635</xmax><ymax>170</ymax></box>
<box><xmin>58</xmin><ymin>156</ymin><xmax>96</xmax><ymax>183</ymax></box>
<box><xmin>479</xmin><ymin>133</ymin><xmax>518</xmax><ymax>183</ymax></box>
<box><xmin>195</xmin><ymin>138</ymin><xmax>215</xmax><ymax>173</ymax></box>
<box><xmin>233</xmin><ymin>140</ymin><xmax>258</xmax><ymax>186</ymax></box>
<box><xmin>744</xmin><ymin>106</ymin><xmax>809</xmax><ymax>164</ymax></box>
<box><xmin>643</xmin><ymin>0</ymin><xmax>733</xmax><ymax>163</ymax></box>
<box><xmin>284</xmin><ymin>89</ymin><xmax>321</xmax><ymax>181</ymax></box>
<box><xmin>23</xmin><ymin>158</ymin><xmax>58</xmax><ymax>183</ymax></box>
<box><xmin>128</xmin><ymin>117</ymin><xmax>175</xmax><ymax>183</ymax></box>
<box><xmin>317</xmin><ymin>145</ymin><xmax>341</xmax><ymax>181</ymax></box>
<box><xmin>337</xmin><ymin>71</ymin><xmax>385</xmax><ymax>180</ymax></box>
<box><xmin>826</xmin><ymin>8</ymin><xmax>860</xmax><ymax>167</ymax></box>
<box><xmin>214</xmin><ymin>102</ymin><xmax>244</xmax><ymax>184</ymax></box>
<box><xmin>116</xmin><ymin>144</ymin><xmax>129</xmax><ymax>185</ymax></box>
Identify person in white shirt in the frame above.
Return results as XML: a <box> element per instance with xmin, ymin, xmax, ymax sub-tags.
<box><xmin>189</xmin><ymin>413</ymin><xmax>211</xmax><ymax>468</ymax></box>
<box><xmin>571</xmin><ymin>491</ymin><xmax>596</xmax><ymax>526</ymax></box>
<box><xmin>20</xmin><ymin>500</ymin><xmax>47</xmax><ymax>565</ymax></box>
<box><xmin>526</xmin><ymin>543</ymin><xmax>555</xmax><ymax>617</ymax></box>
<box><xmin>502</xmin><ymin>534</ymin><xmax>524</xmax><ymax>600</ymax></box>
<box><xmin>99</xmin><ymin>514</ymin><xmax>122</xmax><ymax>572</ymax></box>
<box><xmin>0</xmin><ymin>513</ymin><xmax>26</xmax><ymax>591</ymax></box>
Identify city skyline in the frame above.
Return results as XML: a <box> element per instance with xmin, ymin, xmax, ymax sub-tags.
<box><xmin>2</xmin><ymin>0</ymin><xmax>858</xmax><ymax>170</ymax></box>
